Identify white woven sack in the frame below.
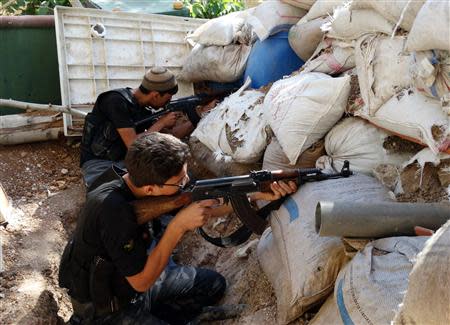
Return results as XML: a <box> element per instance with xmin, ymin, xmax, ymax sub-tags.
<box><xmin>263</xmin><ymin>137</ymin><xmax>325</xmax><ymax>171</ymax></box>
<box><xmin>269</xmin><ymin>174</ymin><xmax>391</xmax><ymax>324</ymax></box>
<box><xmin>256</xmin><ymin>228</ymin><xmax>292</xmax><ymax>323</ymax></box>
<box><xmin>186</xmin><ymin>11</ymin><xmax>247</xmax><ymax>46</ymax></box>
<box><xmin>192</xmin><ymin>89</ymin><xmax>269</xmax><ymax>163</ymax></box>
<box><xmin>357</xmin><ymin>89</ymin><xmax>449</xmax><ymax>153</ymax></box>
<box><xmin>406</xmin><ymin>0</ymin><xmax>450</xmax><ymax>51</ymax></box>
<box><xmin>288</xmin><ymin>17</ymin><xmax>329</xmax><ymax>61</ymax></box>
<box><xmin>309</xmin><ymin>294</ymin><xmax>340</xmax><ymax>325</ymax></box>
<box><xmin>351</xmin><ymin>0</ymin><xmax>425</xmax><ymax>32</ymax></box>
<box><xmin>393</xmin><ymin>220</ymin><xmax>450</xmax><ymax>325</ymax></box>
<box><xmin>301</xmin><ymin>0</ymin><xmax>347</xmax><ymax>22</ymax></box>
<box><xmin>179</xmin><ymin>43</ymin><xmax>251</xmax><ymax>83</ymax></box>
<box><xmin>281</xmin><ymin>0</ymin><xmax>316</xmax><ymax>10</ymax></box>
<box><xmin>303</xmin><ymin>38</ymin><xmax>355</xmax><ymax>75</ymax></box>
<box><xmin>246</xmin><ymin>0</ymin><xmax>307</xmax><ymax>41</ymax></box>
<box><xmin>334</xmin><ymin>237</ymin><xmax>427</xmax><ymax>325</ymax></box>
<box><xmin>320</xmin><ymin>117</ymin><xmax>412</xmax><ymax>175</ymax></box>
<box><xmin>355</xmin><ymin>35</ymin><xmax>412</xmax><ymax>116</ymax></box>
<box><xmin>188</xmin><ymin>137</ymin><xmax>258</xmax><ymax>177</ymax></box>
<box><xmin>411</xmin><ymin>50</ymin><xmax>450</xmax><ymax>101</ymax></box>
<box><xmin>264</xmin><ymin>72</ymin><xmax>350</xmax><ymax>164</ymax></box>
<box><xmin>325</xmin><ymin>7</ymin><xmax>395</xmax><ymax>41</ymax></box>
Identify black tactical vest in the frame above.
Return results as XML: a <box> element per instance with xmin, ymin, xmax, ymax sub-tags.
<box><xmin>80</xmin><ymin>88</ymin><xmax>137</xmax><ymax>165</ymax></box>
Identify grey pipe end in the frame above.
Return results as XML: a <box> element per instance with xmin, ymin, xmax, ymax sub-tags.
<box><xmin>315</xmin><ymin>202</ymin><xmax>322</xmax><ymax>235</ymax></box>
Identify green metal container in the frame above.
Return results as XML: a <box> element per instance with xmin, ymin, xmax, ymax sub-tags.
<box><xmin>0</xmin><ymin>16</ymin><xmax>62</xmax><ymax>115</ymax></box>
<box><xmin>0</xmin><ymin>4</ymin><xmax>189</xmax><ymax>117</ymax></box>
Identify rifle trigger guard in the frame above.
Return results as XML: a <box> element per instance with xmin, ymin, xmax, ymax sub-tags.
<box><xmin>197</xmin><ymin>226</ymin><xmax>252</xmax><ymax>248</ymax></box>
<box><xmin>198</xmin><ymin>198</ymin><xmax>286</xmax><ymax>247</ymax></box>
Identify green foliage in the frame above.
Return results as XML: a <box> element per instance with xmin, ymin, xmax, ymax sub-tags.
<box><xmin>183</xmin><ymin>0</ymin><xmax>244</xmax><ymax>19</ymax></box>
<box><xmin>0</xmin><ymin>0</ymin><xmax>71</xmax><ymax>15</ymax></box>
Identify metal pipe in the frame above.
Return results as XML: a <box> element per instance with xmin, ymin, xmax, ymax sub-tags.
<box><xmin>0</xmin><ymin>15</ymin><xmax>55</xmax><ymax>29</ymax></box>
<box><xmin>0</xmin><ymin>99</ymin><xmax>87</xmax><ymax>118</ymax></box>
<box><xmin>315</xmin><ymin>201</ymin><xmax>450</xmax><ymax>238</ymax></box>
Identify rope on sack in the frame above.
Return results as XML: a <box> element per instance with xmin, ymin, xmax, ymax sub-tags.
<box><xmin>391</xmin><ymin>0</ymin><xmax>413</xmax><ymax>38</ymax></box>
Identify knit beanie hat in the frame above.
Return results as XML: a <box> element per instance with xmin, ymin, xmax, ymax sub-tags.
<box><xmin>140</xmin><ymin>67</ymin><xmax>177</xmax><ymax>92</ymax></box>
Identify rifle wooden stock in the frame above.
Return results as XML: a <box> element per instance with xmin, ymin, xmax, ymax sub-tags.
<box><xmin>131</xmin><ymin>178</ymin><xmax>294</xmax><ymax>226</ymax></box>
<box><xmin>133</xmin><ymin>192</ymin><xmax>192</xmax><ymax>225</ymax></box>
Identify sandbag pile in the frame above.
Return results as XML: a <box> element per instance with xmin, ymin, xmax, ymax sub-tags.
<box><xmin>183</xmin><ymin>2</ymin><xmax>450</xmax><ymax>323</ymax></box>
<box><xmin>393</xmin><ymin>220</ymin><xmax>450</xmax><ymax>325</ymax></box>
<box><xmin>179</xmin><ymin>10</ymin><xmax>253</xmax><ymax>83</ymax></box>
<box><xmin>310</xmin><ymin>237</ymin><xmax>428</xmax><ymax>324</ymax></box>
<box><xmin>180</xmin><ymin>0</ymin><xmax>306</xmax><ymax>83</ymax></box>
<box><xmin>187</xmin><ymin>0</ymin><xmax>449</xmax><ymax>180</ymax></box>
<box><xmin>258</xmin><ymin>174</ymin><xmax>392</xmax><ymax>324</ymax></box>
<box><xmin>287</xmin><ymin>0</ymin><xmax>450</xmax><ymax>170</ymax></box>
<box><xmin>256</xmin><ymin>1</ymin><xmax>450</xmax><ymax>324</ymax></box>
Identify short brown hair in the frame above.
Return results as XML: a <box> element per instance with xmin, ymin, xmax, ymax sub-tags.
<box><xmin>125</xmin><ymin>132</ymin><xmax>190</xmax><ymax>187</ymax></box>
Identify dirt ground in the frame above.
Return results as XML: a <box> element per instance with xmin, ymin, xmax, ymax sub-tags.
<box><xmin>0</xmin><ymin>137</ymin><xmax>285</xmax><ymax>324</ymax></box>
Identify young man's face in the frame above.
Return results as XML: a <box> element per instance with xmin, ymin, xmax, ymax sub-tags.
<box><xmin>151</xmin><ymin>163</ymin><xmax>189</xmax><ymax>196</ymax></box>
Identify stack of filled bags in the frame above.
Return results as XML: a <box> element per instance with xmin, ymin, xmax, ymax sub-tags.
<box><xmin>185</xmin><ymin>0</ymin><xmax>313</xmax><ymax>176</ymax></box>
<box><xmin>180</xmin><ymin>0</ymin><xmax>306</xmax><ymax>85</ymax></box>
<box><xmin>182</xmin><ymin>0</ymin><xmax>450</xmax><ymax>323</ymax></box>
<box><xmin>258</xmin><ymin>0</ymin><xmax>450</xmax><ymax>324</ymax></box>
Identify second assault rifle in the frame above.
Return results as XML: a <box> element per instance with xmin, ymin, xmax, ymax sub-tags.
<box><xmin>134</xmin><ymin>89</ymin><xmax>237</xmax><ymax>132</ymax></box>
<box><xmin>133</xmin><ymin>162</ymin><xmax>353</xmax><ymax>247</ymax></box>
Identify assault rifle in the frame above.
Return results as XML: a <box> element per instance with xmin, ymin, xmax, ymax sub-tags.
<box><xmin>135</xmin><ymin>89</ymin><xmax>237</xmax><ymax>132</ymax></box>
<box><xmin>132</xmin><ymin>161</ymin><xmax>353</xmax><ymax>247</ymax></box>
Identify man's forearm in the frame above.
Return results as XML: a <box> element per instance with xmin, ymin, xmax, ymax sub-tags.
<box><xmin>169</xmin><ymin>120</ymin><xmax>194</xmax><ymax>139</ymax></box>
<box><xmin>147</xmin><ymin>120</ymin><xmax>165</xmax><ymax>133</ymax></box>
<box><xmin>126</xmin><ymin>222</ymin><xmax>185</xmax><ymax>292</ymax></box>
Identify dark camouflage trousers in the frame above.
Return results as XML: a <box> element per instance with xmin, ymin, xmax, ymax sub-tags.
<box><xmin>97</xmin><ymin>265</ymin><xmax>226</xmax><ymax>325</ymax></box>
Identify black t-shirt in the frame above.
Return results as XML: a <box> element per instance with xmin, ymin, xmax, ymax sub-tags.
<box><xmin>79</xmin><ymin>177</ymin><xmax>149</xmax><ymax>277</ymax></box>
<box><xmin>80</xmin><ymin>88</ymin><xmax>154</xmax><ymax>165</ymax></box>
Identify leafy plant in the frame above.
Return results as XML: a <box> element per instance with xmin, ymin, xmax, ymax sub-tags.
<box><xmin>0</xmin><ymin>0</ymin><xmax>71</xmax><ymax>15</ymax></box>
<box><xmin>183</xmin><ymin>0</ymin><xmax>244</xmax><ymax>19</ymax></box>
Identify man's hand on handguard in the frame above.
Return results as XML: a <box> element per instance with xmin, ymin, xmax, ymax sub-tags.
<box><xmin>414</xmin><ymin>226</ymin><xmax>434</xmax><ymax>236</ymax></box>
<box><xmin>249</xmin><ymin>180</ymin><xmax>297</xmax><ymax>202</ymax></box>
<box><xmin>172</xmin><ymin>199</ymin><xmax>219</xmax><ymax>233</ymax></box>
<box><xmin>157</xmin><ymin>112</ymin><xmax>178</xmax><ymax>129</ymax></box>
<box><xmin>196</xmin><ymin>99</ymin><xmax>218</xmax><ymax>116</ymax></box>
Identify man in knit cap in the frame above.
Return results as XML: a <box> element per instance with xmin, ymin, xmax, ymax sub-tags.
<box><xmin>80</xmin><ymin>66</ymin><xmax>203</xmax><ymax>187</ymax></box>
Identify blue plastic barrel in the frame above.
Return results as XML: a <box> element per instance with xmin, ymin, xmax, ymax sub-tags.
<box><xmin>244</xmin><ymin>30</ymin><xmax>305</xmax><ymax>89</ymax></box>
